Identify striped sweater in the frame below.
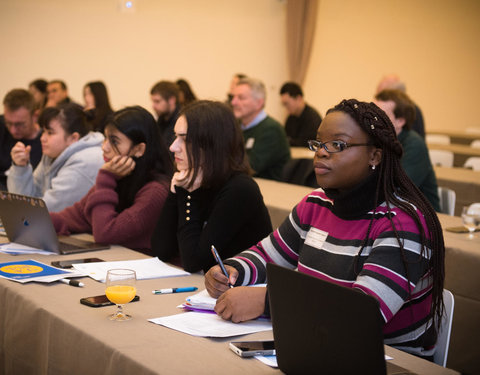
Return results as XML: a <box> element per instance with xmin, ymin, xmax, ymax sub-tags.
<box><xmin>224</xmin><ymin>185</ymin><xmax>436</xmax><ymax>357</ymax></box>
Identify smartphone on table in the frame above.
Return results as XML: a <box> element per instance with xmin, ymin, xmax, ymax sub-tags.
<box><xmin>51</xmin><ymin>258</ymin><xmax>104</xmax><ymax>269</ymax></box>
<box><xmin>229</xmin><ymin>340</ymin><xmax>275</xmax><ymax>357</ymax></box>
<box><xmin>80</xmin><ymin>294</ymin><xmax>140</xmax><ymax>307</ymax></box>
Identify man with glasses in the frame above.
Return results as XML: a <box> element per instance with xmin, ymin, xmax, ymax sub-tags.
<box><xmin>1</xmin><ymin>89</ymin><xmax>42</xmax><ymax>189</ymax></box>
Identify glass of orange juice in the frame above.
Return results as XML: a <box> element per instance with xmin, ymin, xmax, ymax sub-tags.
<box><xmin>105</xmin><ymin>269</ymin><xmax>136</xmax><ymax>321</ymax></box>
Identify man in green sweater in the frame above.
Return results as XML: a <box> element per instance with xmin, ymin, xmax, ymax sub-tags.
<box><xmin>375</xmin><ymin>89</ymin><xmax>440</xmax><ymax>211</ymax></box>
<box><xmin>231</xmin><ymin>77</ymin><xmax>290</xmax><ymax>181</ymax></box>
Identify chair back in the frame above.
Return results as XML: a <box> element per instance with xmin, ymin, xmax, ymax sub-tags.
<box><xmin>470</xmin><ymin>139</ymin><xmax>480</xmax><ymax>148</ymax></box>
<box><xmin>426</xmin><ymin>134</ymin><xmax>450</xmax><ymax>144</ymax></box>
<box><xmin>429</xmin><ymin>150</ymin><xmax>454</xmax><ymax>167</ymax></box>
<box><xmin>433</xmin><ymin>289</ymin><xmax>455</xmax><ymax>367</ymax></box>
<box><xmin>437</xmin><ymin>187</ymin><xmax>456</xmax><ymax>216</ymax></box>
<box><xmin>464</xmin><ymin>157</ymin><xmax>480</xmax><ymax>171</ymax></box>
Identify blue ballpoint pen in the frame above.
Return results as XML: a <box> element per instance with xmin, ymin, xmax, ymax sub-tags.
<box><xmin>152</xmin><ymin>287</ymin><xmax>198</xmax><ymax>295</ymax></box>
<box><xmin>211</xmin><ymin>245</ymin><xmax>233</xmax><ymax>288</ymax></box>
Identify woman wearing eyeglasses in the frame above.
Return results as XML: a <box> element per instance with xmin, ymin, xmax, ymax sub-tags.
<box><xmin>205</xmin><ymin>99</ymin><xmax>445</xmax><ymax>360</ymax></box>
<box><xmin>151</xmin><ymin>100</ymin><xmax>272</xmax><ymax>273</ymax></box>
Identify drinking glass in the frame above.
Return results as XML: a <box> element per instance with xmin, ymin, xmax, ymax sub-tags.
<box><xmin>462</xmin><ymin>206</ymin><xmax>479</xmax><ymax>239</ymax></box>
<box><xmin>105</xmin><ymin>269</ymin><xmax>136</xmax><ymax>321</ymax></box>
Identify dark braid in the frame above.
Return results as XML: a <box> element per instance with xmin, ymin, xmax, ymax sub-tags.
<box><xmin>327</xmin><ymin>99</ymin><xmax>445</xmax><ymax>330</ymax></box>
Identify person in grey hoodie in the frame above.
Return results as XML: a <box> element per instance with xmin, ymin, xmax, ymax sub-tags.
<box><xmin>7</xmin><ymin>103</ymin><xmax>104</xmax><ymax>212</ymax></box>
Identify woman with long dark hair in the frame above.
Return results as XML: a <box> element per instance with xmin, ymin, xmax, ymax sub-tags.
<box><xmin>205</xmin><ymin>99</ymin><xmax>445</xmax><ymax>359</ymax></box>
<box><xmin>51</xmin><ymin>106</ymin><xmax>173</xmax><ymax>252</ymax></box>
<box><xmin>83</xmin><ymin>81</ymin><xmax>114</xmax><ymax>133</ymax></box>
<box><xmin>152</xmin><ymin>100</ymin><xmax>272</xmax><ymax>272</ymax></box>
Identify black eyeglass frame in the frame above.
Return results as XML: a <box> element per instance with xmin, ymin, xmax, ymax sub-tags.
<box><xmin>307</xmin><ymin>139</ymin><xmax>373</xmax><ymax>153</ymax></box>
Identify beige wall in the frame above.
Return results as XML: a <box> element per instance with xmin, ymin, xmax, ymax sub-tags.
<box><xmin>305</xmin><ymin>0</ymin><xmax>480</xmax><ymax>132</ymax></box>
<box><xmin>1</xmin><ymin>0</ymin><xmax>479</xmax><ymax>132</ymax></box>
<box><xmin>0</xmin><ymin>0</ymin><xmax>288</xmax><ymax>120</ymax></box>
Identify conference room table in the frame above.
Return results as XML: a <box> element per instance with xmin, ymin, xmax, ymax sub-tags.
<box><xmin>427</xmin><ymin>143</ymin><xmax>480</xmax><ymax>168</ymax></box>
<box><xmin>434</xmin><ymin>166</ymin><xmax>480</xmax><ymax>216</ymax></box>
<box><xmin>428</xmin><ymin>130</ymin><xmax>480</xmax><ymax>145</ymax></box>
<box><xmin>0</xmin><ymin>243</ymin><xmax>459</xmax><ymax>375</ymax></box>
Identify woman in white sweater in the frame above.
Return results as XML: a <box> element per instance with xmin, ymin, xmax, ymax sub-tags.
<box><xmin>7</xmin><ymin>103</ymin><xmax>104</xmax><ymax>212</ymax></box>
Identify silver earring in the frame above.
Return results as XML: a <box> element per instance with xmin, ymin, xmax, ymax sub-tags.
<box><xmin>371</xmin><ymin>165</ymin><xmax>376</xmax><ymax>170</ymax></box>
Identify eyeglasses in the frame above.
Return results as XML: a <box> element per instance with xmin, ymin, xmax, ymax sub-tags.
<box><xmin>307</xmin><ymin>140</ymin><xmax>372</xmax><ymax>153</ymax></box>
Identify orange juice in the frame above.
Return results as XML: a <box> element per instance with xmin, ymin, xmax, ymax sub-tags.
<box><xmin>105</xmin><ymin>285</ymin><xmax>136</xmax><ymax>305</ymax></box>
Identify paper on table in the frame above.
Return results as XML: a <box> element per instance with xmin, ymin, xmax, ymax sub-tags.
<box><xmin>73</xmin><ymin>257</ymin><xmax>190</xmax><ymax>282</ymax></box>
<box><xmin>183</xmin><ymin>285</ymin><xmax>267</xmax><ymax>312</ymax></box>
<box><xmin>0</xmin><ymin>259</ymin><xmax>84</xmax><ymax>283</ymax></box>
<box><xmin>0</xmin><ymin>242</ymin><xmax>54</xmax><ymax>256</ymax></box>
<box><xmin>149</xmin><ymin>311</ymin><xmax>272</xmax><ymax>337</ymax></box>
<box><xmin>254</xmin><ymin>354</ymin><xmax>393</xmax><ymax>369</ymax></box>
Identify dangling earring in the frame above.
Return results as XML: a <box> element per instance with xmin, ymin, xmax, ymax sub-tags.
<box><xmin>371</xmin><ymin>165</ymin><xmax>376</xmax><ymax>170</ymax></box>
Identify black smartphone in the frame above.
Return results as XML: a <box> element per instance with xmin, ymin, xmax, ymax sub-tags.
<box><xmin>229</xmin><ymin>340</ymin><xmax>275</xmax><ymax>357</ymax></box>
<box><xmin>80</xmin><ymin>294</ymin><xmax>140</xmax><ymax>307</ymax></box>
<box><xmin>51</xmin><ymin>258</ymin><xmax>104</xmax><ymax>269</ymax></box>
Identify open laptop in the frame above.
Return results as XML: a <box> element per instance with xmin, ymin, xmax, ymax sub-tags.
<box><xmin>267</xmin><ymin>263</ymin><xmax>414</xmax><ymax>375</ymax></box>
<box><xmin>0</xmin><ymin>191</ymin><xmax>109</xmax><ymax>254</ymax></box>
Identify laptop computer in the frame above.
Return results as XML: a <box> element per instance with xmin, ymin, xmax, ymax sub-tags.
<box><xmin>0</xmin><ymin>191</ymin><xmax>109</xmax><ymax>254</ymax></box>
<box><xmin>267</xmin><ymin>263</ymin><xmax>414</xmax><ymax>375</ymax></box>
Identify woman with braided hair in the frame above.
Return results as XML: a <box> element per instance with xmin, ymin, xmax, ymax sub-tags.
<box><xmin>205</xmin><ymin>98</ymin><xmax>445</xmax><ymax>359</ymax></box>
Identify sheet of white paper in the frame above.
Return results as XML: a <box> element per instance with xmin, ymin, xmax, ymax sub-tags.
<box><xmin>0</xmin><ymin>242</ymin><xmax>54</xmax><ymax>255</ymax></box>
<box><xmin>184</xmin><ymin>284</ymin><xmax>268</xmax><ymax>311</ymax></box>
<box><xmin>255</xmin><ymin>355</ymin><xmax>278</xmax><ymax>367</ymax></box>
<box><xmin>254</xmin><ymin>354</ymin><xmax>392</xmax><ymax>368</ymax></box>
<box><xmin>73</xmin><ymin>257</ymin><xmax>190</xmax><ymax>282</ymax></box>
<box><xmin>149</xmin><ymin>311</ymin><xmax>272</xmax><ymax>337</ymax></box>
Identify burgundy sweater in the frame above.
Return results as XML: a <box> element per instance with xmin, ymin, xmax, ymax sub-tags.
<box><xmin>50</xmin><ymin>170</ymin><xmax>169</xmax><ymax>252</ymax></box>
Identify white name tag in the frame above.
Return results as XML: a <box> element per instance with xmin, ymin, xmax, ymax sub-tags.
<box><xmin>245</xmin><ymin>137</ymin><xmax>255</xmax><ymax>149</ymax></box>
<box><xmin>304</xmin><ymin>227</ymin><xmax>328</xmax><ymax>249</ymax></box>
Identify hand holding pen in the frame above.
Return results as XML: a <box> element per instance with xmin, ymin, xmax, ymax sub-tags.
<box><xmin>205</xmin><ymin>246</ymin><xmax>239</xmax><ymax>298</ymax></box>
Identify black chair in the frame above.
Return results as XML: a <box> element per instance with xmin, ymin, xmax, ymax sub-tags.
<box><xmin>282</xmin><ymin>158</ymin><xmax>317</xmax><ymax>188</ymax></box>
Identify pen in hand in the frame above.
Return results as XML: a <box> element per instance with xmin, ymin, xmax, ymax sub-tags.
<box><xmin>59</xmin><ymin>278</ymin><xmax>84</xmax><ymax>287</ymax></box>
<box><xmin>211</xmin><ymin>245</ymin><xmax>233</xmax><ymax>288</ymax></box>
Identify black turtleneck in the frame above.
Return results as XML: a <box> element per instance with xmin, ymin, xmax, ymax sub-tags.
<box><xmin>323</xmin><ymin>171</ymin><xmax>384</xmax><ymax>219</ymax></box>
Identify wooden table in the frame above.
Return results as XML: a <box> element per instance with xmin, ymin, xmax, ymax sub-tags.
<box><xmin>428</xmin><ymin>130</ymin><xmax>480</xmax><ymax>145</ymax></box>
<box><xmin>428</xmin><ymin>143</ymin><xmax>480</xmax><ymax>167</ymax></box>
<box><xmin>0</xmin><ymin>246</ymin><xmax>459</xmax><ymax>375</ymax></box>
<box><xmin>434</xmin><ymin>166</ymin><xmax>480</xmax><ymax>215</ymax></box>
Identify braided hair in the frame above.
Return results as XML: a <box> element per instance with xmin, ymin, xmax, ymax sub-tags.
<box><xmin>327</xmin><ymin>99</ymin><xmax>445</xmax><ymax>330</ymax></box>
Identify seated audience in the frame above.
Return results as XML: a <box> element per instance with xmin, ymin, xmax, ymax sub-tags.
<box><xmin>231</xmin><ymin>77</ymin><xmax>290</xmax><ymax>181</ymax></box>
<box><xmin>375</xmin><ymin>89</ymin><xmax>440</xmax><ymax>211</ymax></box>
<box><xmin>280</xmin><ymin>82</ymin><xmax>322</xmax><ymax>147</ymax></box>
<box><xmin>376</xmin><ymin>74</ymin><xmax>425</xmax><ymax>138</ymax></box>
<box><xmin>46</xmin><ymin>80</ymin><xmax>80</xmax><ymax>108</ymax></box>
<box><xmin>7</xmin><ymin>103</ymin><xmax>104</xmax><ymax>212</ymax></box>
<box><xmin>205</xmin><ymin>99</ymin><xmax>445</xmax><ymax>360</ymax></box>
<box><xmin>152</xmin><ymin>100</ymin><xmax>272</xmax><ymax>272</ymax></box>
<box><xmin>1</xmin><ymin>89</ymin><xmax>42</xmax><ymax>190</ymax></box>
<box><xmin>28</xmin><ymin>78</ymin><xmax>48</xmax><ymax>114</ymax></box>
<box><xmin>83</xmin><ymin>80</ymin><xmax>114</xmax><ymax>133</ymax></box>
<box><xmin>176</xmin><ymin>79</ymin><xmax>197</xmax><ymax>107</ymax></box>
<box><xmin>150</xmin><ymin>80</ymin><xmax>181</xmax><ymax>147</ymax></box>
<box><xmin>50</xmin><ymin>106</ymin><xmax>173</xmax><ymax>252</ymax></box>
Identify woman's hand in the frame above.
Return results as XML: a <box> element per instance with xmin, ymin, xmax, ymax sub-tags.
<box><xmin>214</xmin><ymin>286</ymin><xmax>266</xmax><ymax>323</ymax></box>
<box><xmin>170</xmin><ymin>168</ymin><xmax>203</xmax><ymax>193</ymax></box>
<box><xmin>101</xmin><ymin>155</ymin><xmax>136</xmax><ymax>178</ymax></box>
<box><xmin>11</xmin><ymin>142</ymin><xmax>31</xmax><ymax>167</ymax></box>
<box><xmin>205</xmin><ymin>265</ymin><xmax>238</xmax><ymax>298</ymax></box>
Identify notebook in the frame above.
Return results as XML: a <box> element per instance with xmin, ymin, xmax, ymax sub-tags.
<box><xmin>266</xmin><ymin>263</ymin><xmax>414</xmax><ymax>375</ymax></box>
<box><xmin>0</xmin><ymin>191</ymin><xmax>109</xmax><ymax>254</ymax></box>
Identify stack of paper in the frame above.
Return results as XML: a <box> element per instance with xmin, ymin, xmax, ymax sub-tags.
<box><xmin>182</xmin><ymin>289</ymin><xmax>216</xmax><ymax>312</ymax></box>
<box><xmin>72</xmin><ymin>257</ymin><xmax>190</xmax><ymax>282</ymax></box>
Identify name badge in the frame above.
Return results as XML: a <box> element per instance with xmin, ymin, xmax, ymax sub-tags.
<box><xmin>245</xmin><ymin>137</ymin><xmax>255</xmax><ymax>149</ymax></box>
<box><xmin>304</xmin><ymin>227</ymin><xmax>328</xmax><ymax>249</ymax></box>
